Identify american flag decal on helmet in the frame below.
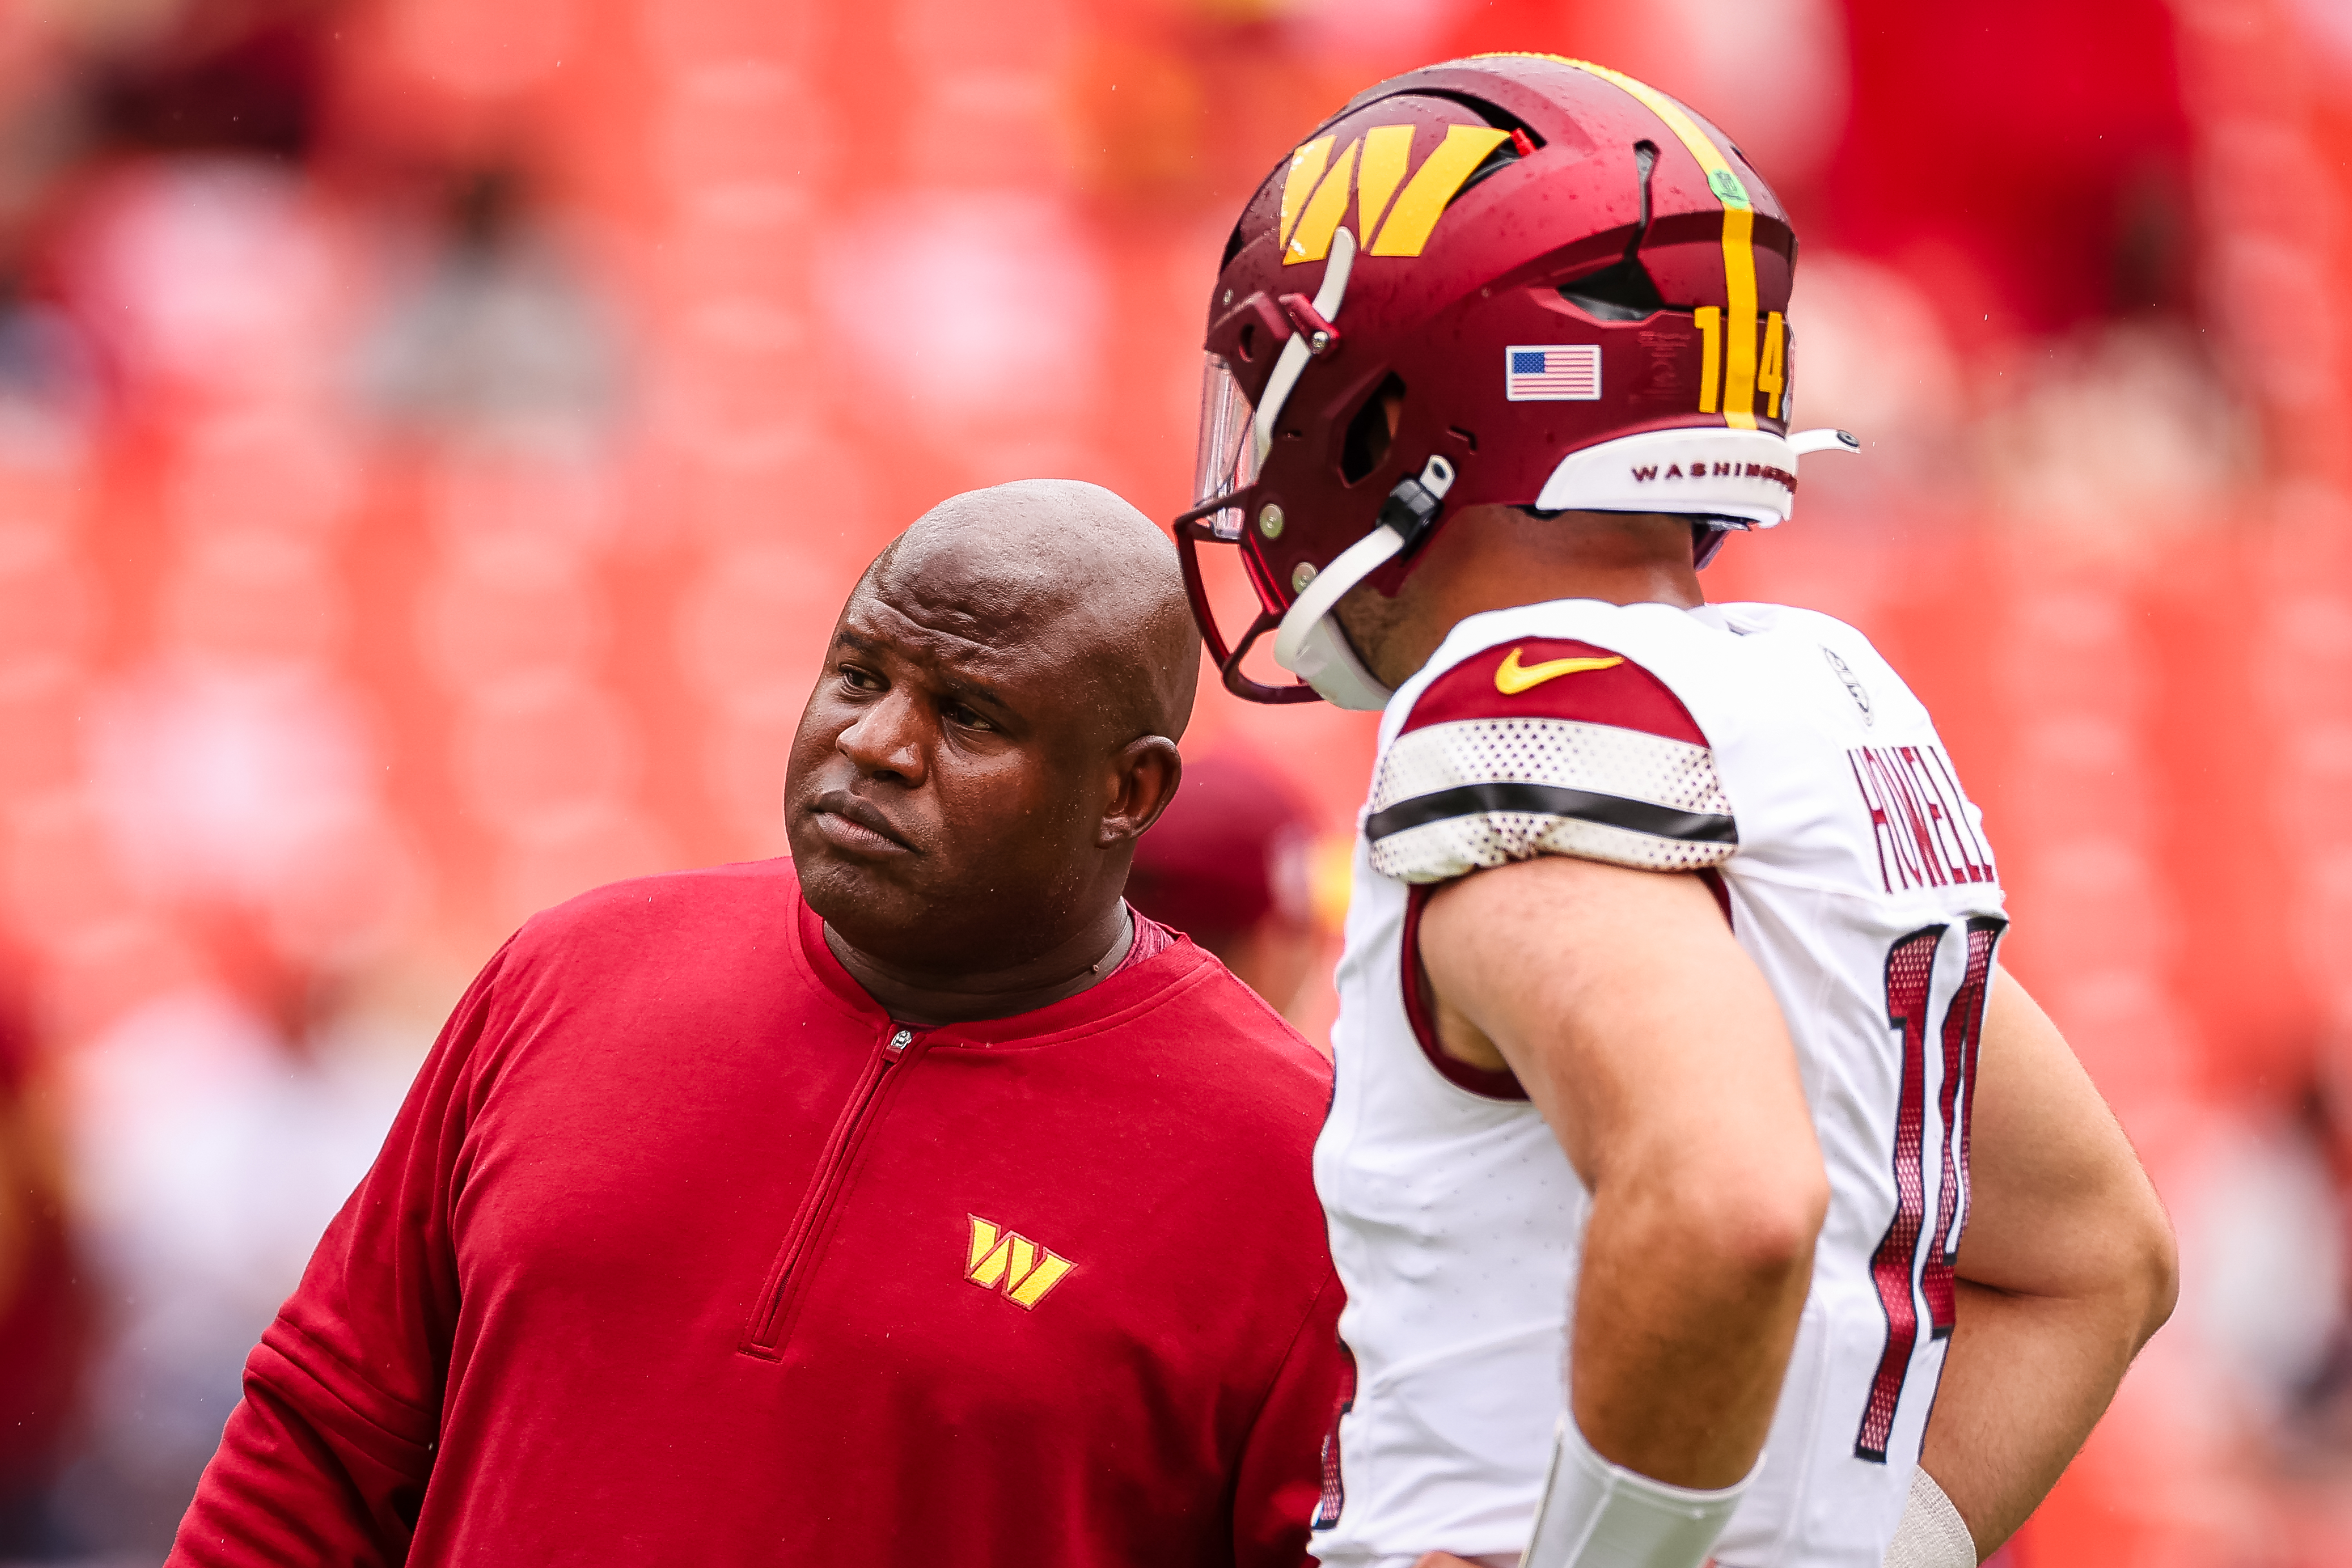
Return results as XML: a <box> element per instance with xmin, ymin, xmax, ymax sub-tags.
<box><xmin>1505</xmin><ymin>345</ymin><xmax>1601</xmax><ymax>401</ymax></box>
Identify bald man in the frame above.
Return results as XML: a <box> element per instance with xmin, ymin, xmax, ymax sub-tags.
<box><xmin>169</xmin><ymin>482</ymin><xmax>1346</xmax><ymax>1568</ymax></box>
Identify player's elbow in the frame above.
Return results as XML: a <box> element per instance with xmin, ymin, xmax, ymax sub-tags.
<box><xmin>2080</xmin><ymin>1147</ymin><xmax>2179</xmax><ymax>1348</ymax></box>
<box><xmin>2055</xmin><ymin>1168</ymin><xmax>2178</xmax><ymax>1352</ymax></box>
<box><xmin>1729</xmin><ymin>1165</ymin><xmax>1831</xmax><ymax>1285</ymax></box>
<box><xmin>2121</xmin><ymin>1188</ymin><xmax>2179</xmax><ymax>1348</ymax></box>
<box><xmin>1661</xmin><ymin>1154</ymin><xmax>1829</xmax><ymax>1290</ymax></box>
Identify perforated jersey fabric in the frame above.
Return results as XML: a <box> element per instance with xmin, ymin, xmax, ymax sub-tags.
<box><xmin>1367</xmin><ymin>717</ymin><xmax>1735</xmax><ymax>881</ymax></box>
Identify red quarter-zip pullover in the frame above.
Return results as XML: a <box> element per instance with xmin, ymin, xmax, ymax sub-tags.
<box><xmin>167</xmin><ymin>860</ymin><xmax>1344</xmax><ymax>1567</ymax></box>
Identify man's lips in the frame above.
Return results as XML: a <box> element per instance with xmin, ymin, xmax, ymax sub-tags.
<box><xmin>808</xmin><ymin>791</ymin><xmax>916</xmax><ymax>855</ymax></box>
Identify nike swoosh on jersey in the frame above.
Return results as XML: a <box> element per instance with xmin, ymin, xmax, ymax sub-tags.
<box><xmin>1494</xmin><ymin>648</ymin><xmax>1625</xmax><ymax>694</ymax></box>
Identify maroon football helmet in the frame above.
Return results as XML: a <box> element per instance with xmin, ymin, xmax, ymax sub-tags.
<box><xmin>1180</xmin><ymin>54</ymin><xmax>1855</xmax><ymax>709</ymax></box>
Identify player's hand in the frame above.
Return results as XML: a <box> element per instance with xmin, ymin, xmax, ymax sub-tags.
<box><xmin>1411</xmin><ymin>1555</ymin><xmax>1487</xmax><ymax>1567</ymax></box>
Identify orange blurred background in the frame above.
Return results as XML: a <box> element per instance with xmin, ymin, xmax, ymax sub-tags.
<box><xmin>0</xmin><ymin>0</ymin><xmax>2348</xmax><ymax>1559</ymax></box>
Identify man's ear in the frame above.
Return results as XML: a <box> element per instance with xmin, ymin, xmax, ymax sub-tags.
<box><xmin>1100</xmin><ymin>737</ymin><xmax>1183</xmax><ymax>846</ymax></box>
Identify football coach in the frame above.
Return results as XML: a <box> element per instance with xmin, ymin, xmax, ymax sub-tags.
<box><xmin>168</xmin><ymin>481</ymin><xmax>1345</xmax><ymax>1567</ymax></box>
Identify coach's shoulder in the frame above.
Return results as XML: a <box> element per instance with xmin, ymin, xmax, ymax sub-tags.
<box><xmin>503</xmin><ymin>857</ymin><xmax>802</xmax><ymax>973</ymax></box>
<box><xmin>1143</xmin><ymin>941</ymin><xmax>1332</xmax><ymax>1122</ymax></box>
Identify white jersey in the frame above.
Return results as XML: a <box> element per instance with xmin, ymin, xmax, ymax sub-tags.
<box><xmin>1311</xmin><ymin>599</ymin><xmax>2007</xmax><ymax>1568</ymax></box>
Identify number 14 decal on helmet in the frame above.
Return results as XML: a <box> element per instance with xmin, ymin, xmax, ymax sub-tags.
<box><xmin>1855</xmin><ymin>917</ymin><xmax>2005</xmax><ymax>1463</ymax></box>
<box><xmin>1544</xmin><ymin>54</ymin><xmax>1775</xmax><ymax>430</ymax></box>
<box><xmin>1695</xmin><ymin>308</ymin><xmax>1788</xmax><ymax>420</ymax></box>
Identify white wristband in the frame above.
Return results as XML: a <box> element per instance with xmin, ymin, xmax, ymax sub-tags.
<box><xmin>1884</xmin><ymin>1466</ymin><xmax>1976</xmax><ymax>1568</ymax></box>
<box><xmin>1522</xmin><ymin>1417</ymin><xmax>1752</xmax><ymax>1568</ymax></box>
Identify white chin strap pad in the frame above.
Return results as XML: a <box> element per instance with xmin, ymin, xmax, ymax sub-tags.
<box><xmin>1270</xmin><ymin>524</ymin><xmax>1403</xmax><ymax>711</ymax></box>
<box><xmin>1521</xmin><ymin>1418</ymin><xmax>1752</xmax><ymax>1568</ymax></box>
<box><xmin>1534</xmin><ymin>426</ymin><xmax>1857</xmax><ymax>528</ymax></box>
<box><xmin>1276</xmin><ymin>613</ymin><xmax>1392</xmax><ymax>711</ymax></box>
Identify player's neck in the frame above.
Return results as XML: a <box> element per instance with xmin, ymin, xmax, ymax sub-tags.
<box><xmin>1340</xmin><ymin>505</ymin><xmax>1706</xmax><ymax>690</ymax></box>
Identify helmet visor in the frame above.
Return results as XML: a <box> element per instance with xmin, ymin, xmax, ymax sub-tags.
<box><xmin>1192</xmin><ymin>354</ymin><xmax>1256</xmax><ymax>541</ymax></box>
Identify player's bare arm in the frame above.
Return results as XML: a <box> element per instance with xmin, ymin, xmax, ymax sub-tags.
<box><xmin>1901</xmin><ymin>969</ymin><xmax>2177</xmax><ymax>1559</ymax></box>
<box><xmin>1418</xmin><ymin>857</ymin><xmax>1823</xmax><ymax>1489</ymax></box>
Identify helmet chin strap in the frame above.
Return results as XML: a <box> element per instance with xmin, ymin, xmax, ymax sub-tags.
<box><xmin>1253</xmin><ymin>227</ymin><xmax>1357</xmax><ymax>468</ymax></box>
<box><xmin>1270</xmin><ymin>525</ymin><xmax>1403</xmax><ymax>710</ymax></box>
<box><xmin>1272</xmin><ymin>455</ymin><xmax>1458</xmax><ymax>711</ymax></box>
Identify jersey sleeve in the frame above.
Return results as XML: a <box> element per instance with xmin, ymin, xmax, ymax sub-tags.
<box><xmin>1367</xmin><ymin>636</ymin><xmax>1736</xmax><ymax>884</ymax></box>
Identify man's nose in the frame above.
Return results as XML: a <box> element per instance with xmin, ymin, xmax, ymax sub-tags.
<box><xmin>835</xmin><ymin>688</ymin><xmax>928</xmax><ymax>785</ymax></box>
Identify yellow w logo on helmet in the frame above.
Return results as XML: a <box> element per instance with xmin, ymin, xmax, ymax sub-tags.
<box><xmin>1279</xmin><ymin>125</ymin><xmax>1511</xmax><ymax>265</ymax></box>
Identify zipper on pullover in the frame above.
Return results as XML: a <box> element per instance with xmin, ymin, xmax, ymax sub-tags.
<box><xmin>739</xmin><ymin>1024</ymin><xmax>917</xmax><ymax>1358</ymax></box>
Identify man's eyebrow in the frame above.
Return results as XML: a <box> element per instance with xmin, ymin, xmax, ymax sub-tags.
<box><xmin>926</xmin><ymin>661</ymin><xmax>1015</xmax><ymax>713</ymax></box>
<box><xmin>835</xmin><ymin>626</ymin><xmax>1018</xmax><ymax>716</ymax></box>
<box><xmin>945</xmin><ymin>678</ymin><xmax>1014</xmax><ymax>713</ymax></box>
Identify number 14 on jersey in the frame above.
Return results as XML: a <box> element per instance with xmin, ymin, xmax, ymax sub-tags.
<box><xmin>1855</xmin><ymin>916</ymin><xmax>2005</xmax><ymax>1462</ymax></box>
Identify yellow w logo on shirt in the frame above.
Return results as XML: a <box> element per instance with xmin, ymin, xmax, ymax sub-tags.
<box><xmin>965</xmin><ymin>1215</ymin><xmax>1076</xmax><ymax>1310</ymax></box>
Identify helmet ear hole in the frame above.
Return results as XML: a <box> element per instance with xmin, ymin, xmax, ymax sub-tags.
<box><xmin>1219</xmin><ymin>219</ymin><xmax>1248</xmax><ymax>272</ymax></box>
<box><xmin>1341</xmin><ymin>373</ymin><xmax>1407</xmax><ymax>486</ymax></box>
<box><xmin>1558</xmin><ymin>260</ymin><xmax>1665</xmax><ymax>323</ymax></box>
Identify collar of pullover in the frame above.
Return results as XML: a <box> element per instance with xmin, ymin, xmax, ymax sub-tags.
<box><xmin>787</xmin><ymin>883</ymin><xmax>1210</xmax><ymax>1050</ymax></box>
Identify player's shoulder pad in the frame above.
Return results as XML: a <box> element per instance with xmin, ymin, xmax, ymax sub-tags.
<box><xmin>1719</xmin><ymin>600</ymin><xmax>1929</xmax><ymax>730</ymax></box>
<box><xmin>1368</xmin><ymin>635</ymin><xmax>1735</xmax><ymax>885</ymax></box>
<box><xmin>1720</xmin><ymin>600</ymin><xmax>1879</xmax><ymax>659</ymax></box>
<box><xmin>1400</xmin><ymin>636</ymin><xmax>1710</xmax><ymax>742</ymax></box>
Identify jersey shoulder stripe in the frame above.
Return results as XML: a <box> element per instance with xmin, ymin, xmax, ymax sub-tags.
<box><xmin>1397</xmin><ymin>636</ymin><xmax>1707</xmax><ymax>742</ymax></box>
<box><xmin>1370</xmin><ymin>636</ymin><xmax>1734</xmax><ymax>884</ymax></box>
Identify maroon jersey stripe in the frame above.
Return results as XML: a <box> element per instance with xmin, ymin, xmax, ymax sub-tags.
<box><xmin>1922</xmin><ymin>918</ymin><xmax>2004</xmax><ymax>1337</ymax></box>
<box><xmin>1855</xmin><ymin>925</ymin><xmax>1943</xmax><ymax>1463</ymax></box>
<box><xmin>1401</xmin><ymin>637</ymin><xmax>1710</xmax><ymax>746</ymax></box>
<box><xmin>1399</xmin><ymin>885</ymin><xmax>1528</xmax><ymax>1102</ymax></box>
<box><xmin>1313</xmin><ymin>1342</ymin><xmax>1358</xmax><ymax>1531</ymax></box>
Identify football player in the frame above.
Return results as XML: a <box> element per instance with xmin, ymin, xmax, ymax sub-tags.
<box><xmin>1177</xmin><ymin>56</ymin><xmax>2177</xmax><ymax>1568</ymax></box>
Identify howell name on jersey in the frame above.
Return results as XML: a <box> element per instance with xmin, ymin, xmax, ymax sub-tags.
<box><xmin>1314</xmin><ymin>597</ymin><xmax>2005</xmax><ymax>1568</ymax></box>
